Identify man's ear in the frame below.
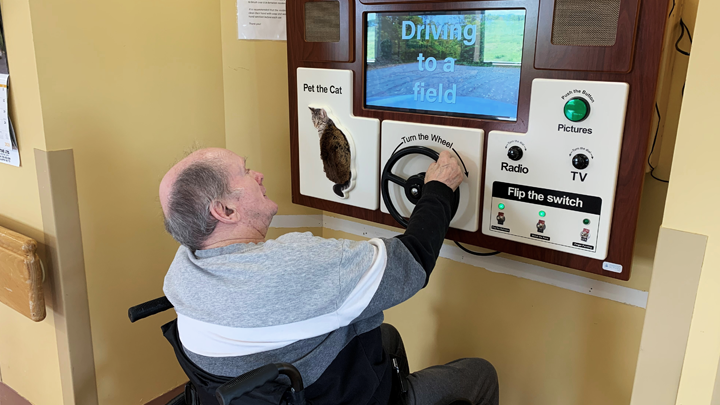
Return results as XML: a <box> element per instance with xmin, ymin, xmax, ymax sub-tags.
<box><xmin>209</xmin><ymin>200</ymin><xmax>239</xmax><ymax>224</ymax></box>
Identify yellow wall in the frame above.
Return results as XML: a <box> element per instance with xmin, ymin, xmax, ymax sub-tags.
<box><xmin>218</xmin><ymin>0</ymin><xmax>320</xmax><ymax>216</ymax></box>
<box><xmin>24</xmin><ymin>0</ymin><xmax>226</xmax><ymax>403</ymax></box>
<box><xmin>654</xmin><ymin>0</ymin><xmax>699</xmax><ymax>181</ymax></box>
<box><xmin>0</xmin><ymin>0</ymin><xmax>698</xmax><ymax>404</ymax></box>
<box><xmin>324</xmin><ymin>227</ymin><xmax>646</xmax><ymax>405</ymax></box>
<box><xmin>661</xmin><ymin>0</ymin><xmax>720</xmax><ymax>402</ymax></box>
<box><xmin>3</xmin><ymin>0</ymin><xmax>320</xmax><ymax>403</ymax></box>
<box><xmin>0</xmin><ymin>0</ymin><xmax>64</xmax><ymax>404</ymax></box>
<box><xmin>0</xmin><ymin>0</ymin><xmax>318</xmax><ymax>402</ymax></box>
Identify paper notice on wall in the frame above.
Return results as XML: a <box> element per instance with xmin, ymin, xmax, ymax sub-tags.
<box><xmin>237</xmin><ymin>0</ymin><xmax>287</xmax><ymax>41</ymax></box>
<box><xmin>0</xmin><ymin>74</ymin><xmax>19</xmax><ymax>167</ymax></box>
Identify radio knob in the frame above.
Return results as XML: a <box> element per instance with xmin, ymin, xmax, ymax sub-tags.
<box><xmin>572</xmin><ymin>154</ymin><xmax>590</xmax><ymax>170</ymax></box>
<box><xmin>507</xmin><ymin>146</ymin><xmax>523</xmax><ymax>161</ymax></box>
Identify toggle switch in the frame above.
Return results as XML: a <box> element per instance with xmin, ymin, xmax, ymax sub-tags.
<box><xmin>536</xmin><ymin>220</ymin><xmax>546</xmax><ymax>233</ymax></box>
<box><xmin>572</xmin><ymin>154</ymin><xmax>590</xmax><ymax>170</ymax></box>
<box><xmin>507</xmin><ymin>146</ymin><xmax>523</xmax><ymax>161</ymax></box>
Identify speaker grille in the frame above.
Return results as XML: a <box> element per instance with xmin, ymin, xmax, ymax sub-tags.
<box><xmin>305</xmin><ymin>2</ymin><xmax>340</xmax><ymax>43</ymax></box>
<box><xmin>552</xmin><ymin>0</ymin><xmax>621</xmax><ymax>46</ymax></box>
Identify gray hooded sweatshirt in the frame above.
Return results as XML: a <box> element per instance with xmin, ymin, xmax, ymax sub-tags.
<box><xmin>163</xmin><ymin>231</ymin><xmax>427</xmax><ymax>386</ymax></box>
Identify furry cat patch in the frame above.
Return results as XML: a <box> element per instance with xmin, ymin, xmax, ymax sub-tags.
<box><xmin>309</xmin><ymin>107</ymin><xmax>356</xmax><ymax>199</ymax></box>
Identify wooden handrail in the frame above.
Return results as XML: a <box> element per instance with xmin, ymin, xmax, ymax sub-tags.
<box><xmin>0</xmin><ymin>225</ymin><xmax>45</xmax><ymax>321</ymax></box>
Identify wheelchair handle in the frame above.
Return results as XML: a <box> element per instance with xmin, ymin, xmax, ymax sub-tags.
<box><xmin>216</xmin><ymin>363</ymin><xmax>304</xmax><ymax>405</ymax></box>
<box><xmin>127</xmin><ymin>296</ymin><xmax>174</xmax><ymax>323</ymax></box>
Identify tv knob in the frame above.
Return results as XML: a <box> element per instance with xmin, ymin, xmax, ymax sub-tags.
<box><xmin>572</xmin><ymin>154</ymin><xmax>590</xmax><ymax>170</ymax></box>
<box><xmin>507</xmin><ymin>146</ymin><xmax>523</xmax><ymax>161</ymax></box>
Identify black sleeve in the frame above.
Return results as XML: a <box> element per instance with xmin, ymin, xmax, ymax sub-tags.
<box><xmin>394</xmin><ymin>180</ymin><xmax>455</xmax><ymax>286</ymax></box>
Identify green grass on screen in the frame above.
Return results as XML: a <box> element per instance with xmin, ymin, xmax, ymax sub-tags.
<box><xmin>367</xmin><ymin>28</ymin><xmax>376</xmax><ymax>61</ymax></box>
<box><xmin>483</xmin><ymin>20</ymin><xmax>524</xmax><ymax>63</ymax></box>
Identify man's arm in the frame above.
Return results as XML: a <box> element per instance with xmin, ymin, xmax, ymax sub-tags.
<box><xmin>396</xmin><ymin>150</ymin><xmax>463</xmax><ymax>286</ymax></box>
<box><xmin>395</xmin><ymin>180</ymin><xmax>455</xmax><ymax>287</ymax></box>
<box><xmin>345</xmin><ymin>151</ymin><xmax>463</xmax><ymax>322</ymax></box>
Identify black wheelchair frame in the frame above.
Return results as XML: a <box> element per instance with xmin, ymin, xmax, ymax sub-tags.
<box><xmin>128</xmin><ymin>297</ymin><xmax>307</xmax><ymax>405</ymax></box>
<box><xmin>129</xmin><ymin>296</ymin><xmax>473</xmax><ymax>405</ymax></box>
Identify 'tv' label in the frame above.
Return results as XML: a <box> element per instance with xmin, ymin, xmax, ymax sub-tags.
<box><xmin>572</xmin><ymin>171</ymin><xmax>588</xmax><ymax>182</ymax></box>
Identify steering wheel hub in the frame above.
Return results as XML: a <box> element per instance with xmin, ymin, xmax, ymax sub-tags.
<box><xmin>404</xmin><ymin>173</ymin><xmax>426</xmax><ymax>204</ymax></box>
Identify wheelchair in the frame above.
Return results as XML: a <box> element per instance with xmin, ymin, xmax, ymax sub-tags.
<box><xmin>129</xmin><ymin>296</ymin><xmax>473</xmax><ymax>405</ymax></box>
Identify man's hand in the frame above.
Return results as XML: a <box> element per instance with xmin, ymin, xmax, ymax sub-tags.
<box><xmin>425</xmin><ymin>150</ymin><xmax>463</xmax><ymax>191</ymax></box>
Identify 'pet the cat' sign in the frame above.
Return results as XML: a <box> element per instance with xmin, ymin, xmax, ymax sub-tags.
<box><xmin>297</xmin><ymin>68</ymin><xmax>380</xmax><ymax>209</ymax></box>
<box><xmin>302</xmin><ymin>83</ymin><xmax>343</xmax><ymax>95</ymax></box>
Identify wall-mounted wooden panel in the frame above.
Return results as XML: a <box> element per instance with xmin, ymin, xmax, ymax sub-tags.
<box><xmin>288</xmin><ymin>0</ymin><xmax>355</xmax><ymax>63</ymax></box>
<box><xmin>534</xmin><ymin>0</ymin><xmax>642</xmax><ymax>72</ymax></box>
<box><xmin>287</xmin><ymin>0</ymin><xmax>670</xmax><ymax>281</ymax></box>
<box><xmin>360</xmin><ymin>0</ymin><xmax>507</xmax><ymax>3</ymax></box>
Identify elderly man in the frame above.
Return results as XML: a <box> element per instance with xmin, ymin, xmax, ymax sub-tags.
<box><xmin>160</xmin><ymin>148</ymin><xmax>498</xmax><ymax>405</ymax></box>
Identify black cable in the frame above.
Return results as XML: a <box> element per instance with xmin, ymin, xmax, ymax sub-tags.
<box><xmin>669</xmin><ymin>0</ymin><xmax>676</xmax><ymax>17</ymax></box>
<box><xmin>682</xmin><ymin>18</ymin><xmax>693</xmax><ymax>43</ymax></box>
<box><xmin>454</xmin><ymin>240</ymin><xmax>500</xmax><ymax>256</ymax></box>
<box><xmin>647</xmin><ymin>103</ymin><xmax>669</xmax><ymax>183</ymax></box>
<box><xmin>650</xmin><ymin>169</ymin><xmax>669</xmax><ymax>184</ymax></box>
<box><xmin>647</xmin><ymin>16</ymin><xmax>694</xmax><ymax>183</ymax></box>
<box><xmin>675</xmin><ymin>18</ymin><xmax>692</xmax><ymax>56</ymax></box>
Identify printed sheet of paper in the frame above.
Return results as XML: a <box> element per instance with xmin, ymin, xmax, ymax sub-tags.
<box><xmin>0</xmin><ymin>74</ymin><xmax>18</xmax><ymax>167</ymax></box>
<box><xmin>237</xmin><ymin>0</ymin><xmax>287</xmax><ymax>41</ymax></box>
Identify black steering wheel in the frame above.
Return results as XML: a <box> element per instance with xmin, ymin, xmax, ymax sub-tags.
<box><xmin>381</xmin><ymin>146</ymin><xmax>461</xmax><ymax>228</ymax></box>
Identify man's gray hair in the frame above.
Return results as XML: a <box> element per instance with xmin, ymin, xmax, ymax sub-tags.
<box><xmin>164</xmin><ymin>160</ymin><xmax>231</xmax><ymax>251</ymax></box>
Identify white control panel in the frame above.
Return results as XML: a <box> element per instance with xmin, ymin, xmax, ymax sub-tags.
<box><xmin>381</xmin><ymin>121</ymin><xmax>483</xmax><ymax>232</ymax></box>
<box><xmin>482</xmin><ymin>79</ymin><xmax>629</xmax><ymax>259</ymax></box>
<box><xmin>297</xmin><ymin>68</ymin><xmax>380</xmax><ymax>209</ymax></box>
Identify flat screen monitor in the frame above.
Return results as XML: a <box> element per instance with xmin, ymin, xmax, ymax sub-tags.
<box><xmin>365</xmin><ymin>10</ymin><xmax>526</xmax><ymax>121</ymax></box>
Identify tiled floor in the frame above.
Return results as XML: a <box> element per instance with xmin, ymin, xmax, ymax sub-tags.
<box><xmin>0</xmin><ymin>383</ymin><xmax>31</xmax><ymax>405</ymax></box>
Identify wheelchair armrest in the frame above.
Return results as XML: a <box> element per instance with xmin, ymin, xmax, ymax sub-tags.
<box><xmin>128</xmin><ymin>296</ymin><xmax>174</xmax><ymax>323</ymax></box>
<box><xmin>215</xmin><ymin>364</ymin><xmax>278</xmax><ymax>405</ymax></box>
<box><xmin>215</xmin><ymin>363</ymin><xmax>304</xmax><ymax>405</ymax></box>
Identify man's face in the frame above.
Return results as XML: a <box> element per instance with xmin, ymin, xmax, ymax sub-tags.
<box><xmin>225</xmin><ymin>154</ymin><xmax>278</xmax><ymax>225</ymax></box>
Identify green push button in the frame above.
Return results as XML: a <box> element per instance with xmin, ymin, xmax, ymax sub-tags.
<box><xmin>564</xmin><ymin>98</ymin><xmax>590</xmax><ymax>122</ymax></box>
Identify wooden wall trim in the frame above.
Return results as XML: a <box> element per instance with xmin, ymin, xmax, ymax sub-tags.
<box><xmin>145</xmin><ymin>383</ymin><xmax>186</xmax><ymax>405</ymax></box>
<box><xmin>35</xmin><ymin>149</ymin><xmax>99</xmax><ymax>405</ymax></box>
<box><xmin>0</xmin><ymin>225</ymin><xmax>45</xmax><ymax>321</ymax></box>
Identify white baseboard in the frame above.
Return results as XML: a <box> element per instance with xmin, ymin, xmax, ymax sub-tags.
<box><xmin>271</xmin><ymin>214</ymin><xmax>648</xmax><ymax>308</ymax></box>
